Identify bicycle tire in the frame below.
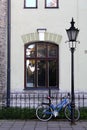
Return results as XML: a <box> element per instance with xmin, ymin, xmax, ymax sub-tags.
<box><xmin>36</xmin><ymin>104</ymin><xmax>52</xmax><ymax>121</ymax></box>
<box><xmin>64</xmin><ymin>104</ymin><xmax>80</xmax><ymax>121</ymax></box>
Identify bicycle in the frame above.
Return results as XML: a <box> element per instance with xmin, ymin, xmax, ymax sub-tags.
<box><xmin>36</xmin><ymin>93</ymin><xmax>80</xmax><ymax>121</ymax></box>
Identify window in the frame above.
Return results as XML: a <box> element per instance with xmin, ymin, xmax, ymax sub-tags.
<box><xmin>24</xmin><ymin>0</ymin><xmax>37</xmax><ymax>8</ymax></box>
<box><xmin>45</xmin><ymin>0</ymin><xmax>59</xmax><ymax>8</ymax></box>
<box><xmin>24</xmin><ymin>42</ymin><xmax>59</xmax><ymax>89</ymax></box>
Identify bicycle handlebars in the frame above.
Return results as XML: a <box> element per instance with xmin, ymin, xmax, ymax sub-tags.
<box><xmin>46</xmin><ymin>93</ymin><xmax>70</xmax><ymax>100</ymax></box>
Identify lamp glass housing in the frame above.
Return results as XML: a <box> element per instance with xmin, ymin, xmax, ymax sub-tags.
<box><xmin>66</xmin><ymin>18</ymin><xmax>79</xmax><ymax>42</ymax></box>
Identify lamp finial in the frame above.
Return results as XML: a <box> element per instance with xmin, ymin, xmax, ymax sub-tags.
<box><xmin>71</xmin><ymin>18</ymin><xmax>75</xmax><ymax>28</ymax></box>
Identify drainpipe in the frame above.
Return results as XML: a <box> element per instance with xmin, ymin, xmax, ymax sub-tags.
<box><xmin>7</xmin><ymin>0</ymin><xmax>11</xmax><ymax>107</ymax></box>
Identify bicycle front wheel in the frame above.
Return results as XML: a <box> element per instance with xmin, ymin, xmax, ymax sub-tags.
<box><xmin>64</xmin><ymin>104</ymin><xmax>80</xmax><ymax>121</ymax></box>
<box><xmin>36</xmin><ymin>104</ymin><xmax>52</xmax><ymax>121</ymax></box>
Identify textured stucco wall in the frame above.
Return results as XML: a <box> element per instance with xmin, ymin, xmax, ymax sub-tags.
<box><xmin>0</xmin><ymin>0</ymin><xmax>7</xmax><ymax>97</ymax></box>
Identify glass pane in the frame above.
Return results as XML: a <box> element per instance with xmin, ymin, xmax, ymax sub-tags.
<box><xmin>37</xmin><ymin>44</ymin><xmax>46</xmax><ymax>57</ymax></box>
<box><xmin>26</xmin><ymin>44</ymin><xmax>35</xmax><ymax>58</ymax></box>
<box><xmin>46</xmin><ymin>0</ymin><xmax>58</xmax><ymax>7</ymax></box>
<box><xmin>49</xmin><ymin>60</ymin><xmax>57</xmax><ymax>87</ymax></box>
<box><xmin>48</xmin><ymin>45</ymin><xmax>57</xmax><ymax>57</ymax></box>
<box><xmin>37</xmin><ymin>60</ymin><xmax>46</xmax><ymax>87</ymax></box>
<box><xmin>26</xmin><ymin>60</ymin><xmax>35</xmax><ymax>87</ymax></box>
<box><xmin>25</xmin><ymin>0</ymin><xmax>36</xmax><ymax>7</ymax></box>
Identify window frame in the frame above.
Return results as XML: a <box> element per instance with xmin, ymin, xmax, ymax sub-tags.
<box><xmin>24</xmin><ymin>41</ymin><xmax>59</xmax><ymax>90</ymax></box>
<box><xmin>24</xmin><ymin>0</ymin><xmax>38</xmax><ymax>9</ymax></box>
<box><xmin>45</xmin><ymin>0</ymin><xmax>59</xmax><ymax>9</ymax></box>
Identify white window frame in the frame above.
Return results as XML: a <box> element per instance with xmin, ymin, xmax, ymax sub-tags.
<box><xmin>24</xmin><ymin>0</ymin><xmax>38</xmax><ymax>8</ymax></box>
<box><xmin>45</xmin><ymin>0</ymin><xmax>59</xmax><ymax>8</ymax></box>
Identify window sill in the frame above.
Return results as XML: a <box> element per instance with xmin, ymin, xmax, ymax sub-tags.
<box><xmin>24</xmin><ymin>87</ymin><xmax>59</xmax><ymax>91</ymax></box>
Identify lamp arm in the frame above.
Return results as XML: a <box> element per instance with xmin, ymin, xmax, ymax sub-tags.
<box><xmin>65</xmin><ymin>40</ymin><xmax>80</xmax><ymax>44</ymax></box>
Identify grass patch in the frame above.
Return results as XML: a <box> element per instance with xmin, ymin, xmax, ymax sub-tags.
<box><xmin>80</xmin><ymin>107</ymin><xmax>87</xmax><ymax>120</ymax></box>
<box><xmin>0</xmin><ymin>107</ymin><xmax>87</xmax><ymax>120</ymax></box>
<box><xmin>0</xmin><ymin>107</ymin><xmax>36</xmax><ymax>119</ymax></box>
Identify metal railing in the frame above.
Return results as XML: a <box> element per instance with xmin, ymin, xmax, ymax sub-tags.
<box><xmin>0</xmin><ymin>92</ymin><xmax>87</xmax><ymax>108</ymax></box>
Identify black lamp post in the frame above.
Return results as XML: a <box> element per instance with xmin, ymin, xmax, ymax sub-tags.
<box><xmin>66</xmin><ymin>18</ymin><xmax>79</xmax><ymax>124</ymax></box>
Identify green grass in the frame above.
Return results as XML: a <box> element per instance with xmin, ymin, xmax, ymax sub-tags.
<box><xmin>0</xmin><ymin>107</ymin><xmax>87</xmax><ymax>120</ymax></box>
<box><xmin>79</xmin><ymin>108</ymin><xmax>87</xmax><ymax>120</ymax></box>
<box><xmin>0</xmin><ymin>107</ymin><xmax>36</xmax><ymax>119</ymax></box>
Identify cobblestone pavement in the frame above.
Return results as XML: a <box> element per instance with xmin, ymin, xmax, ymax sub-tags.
<box><xmin>0</xmin><ymin>120</ymin><xmax>87</xmax><ymax>130</ymax></box>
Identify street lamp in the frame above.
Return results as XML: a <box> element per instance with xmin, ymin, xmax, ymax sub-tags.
<box><xmin>66</xmin><ymin>18</ymin><xmax>79</xmax><ymax>124</ymax></box>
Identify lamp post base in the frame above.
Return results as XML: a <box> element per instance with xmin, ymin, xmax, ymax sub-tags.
<box><xmin>71</xmin><ymin>102</ymin><xmax>75</xmax><ymax>124</ymax></box>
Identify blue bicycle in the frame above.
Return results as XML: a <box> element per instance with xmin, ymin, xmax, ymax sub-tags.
<box><xmin>36</xmin><ymin>94</ymin><xmax>80</xmax><ymax>121</ymax></box>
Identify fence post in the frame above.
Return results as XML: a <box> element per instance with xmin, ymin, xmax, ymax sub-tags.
<box><xmin>83</xmin><ymin>93</ymin><xmax>84</xmax><ymax>108</ymax></box>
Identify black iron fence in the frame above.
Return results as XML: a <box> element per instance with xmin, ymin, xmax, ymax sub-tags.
<box><xmin>0</xmin><ymin>92</ymin><xmax>87</xmax><ymax>108</ymax></box>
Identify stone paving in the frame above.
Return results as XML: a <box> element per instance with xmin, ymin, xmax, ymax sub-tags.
<box><xmin>0</xmin><ymin>120</ymin><xmax>87</xmax><ymax>130</ymax></box>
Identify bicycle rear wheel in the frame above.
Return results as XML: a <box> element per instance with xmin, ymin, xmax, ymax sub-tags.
<box><xmin>36</xmin><ymin>104</ymin><xmax>52</xmax><ymax>121</ymax></box>
<box><xmin>64</xmin><ymin>104</ymin><xmax>80</xmax><ymax>121</ymax></box>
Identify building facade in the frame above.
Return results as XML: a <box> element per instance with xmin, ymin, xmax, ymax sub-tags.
<box><xmin>0</xmin><ymin>0</ymin><xmax>87</xmax><ymax>96</ymax></box>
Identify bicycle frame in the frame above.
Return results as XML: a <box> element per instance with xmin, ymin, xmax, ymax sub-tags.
<box><xmin>42</xmin><ymin>98</ymin><xmax>69</xmax><ymax>115</ymax></box>
<box><xmin>52</xmin><ymin>98</ymin><xmax>69</xmax><ymax>110</ymax></box>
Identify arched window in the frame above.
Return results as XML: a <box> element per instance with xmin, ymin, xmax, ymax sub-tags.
<box><xmin>24</xmin><ymin>41</ymin><xmax>59</xmax><ymax>89</ymax></box>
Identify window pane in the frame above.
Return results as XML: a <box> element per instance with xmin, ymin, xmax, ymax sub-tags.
<box><xmin>48</xmin><ymin>44</ymin><xmax>57</xmax><ymax>57</ymax></box>
<box><xmin>26</xmin><ymin>60</ymin><xmax>35</xmax><ymax>87</ymax></box>
<box><xmin>25</xmin><ymin>0</ymin><xmax>37</xmax><ymax>8</ymax></box>
<box><xmin>49</xmin><ymin>60</ymin><xmax>57</xmax><ymax>87</ymax></box>
<box><xmin>37</xmin><ymin>44</ymin><xmax>46</xmax><ymax>57</ymax></box>
<box><xmin>37</xmin><ymin>60</ymin><xmax>46</xmax><ymax>87</ymax></box>
<box><xmin>45</xmin><ymin>0</ymin><xmax>58</xmax><ymax>8</ymax></box>
<box><xmin>26</xmin><ymin>44</ymin><xmax>35</xmax><ymax>58</ymax></box>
